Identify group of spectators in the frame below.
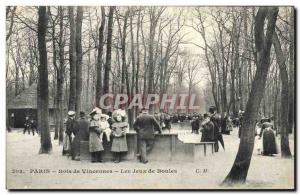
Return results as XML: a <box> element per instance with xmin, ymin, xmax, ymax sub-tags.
<box><xmin>63</xmin><ymin>107</ymin><xmax>162</xmax><ymax>164</ymax></box>
<box><xmin>63</xmin><ymin>108</ymin><xmax>129</xmax><ymax>163</ymax></box>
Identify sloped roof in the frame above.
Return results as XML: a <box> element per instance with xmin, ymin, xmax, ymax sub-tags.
<box><xmin>7</xmin><ymin>84</ymin><xmax>55</xmax><ymax>109</ymax></box>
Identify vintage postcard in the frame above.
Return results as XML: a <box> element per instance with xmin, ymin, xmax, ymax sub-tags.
<box><xmin>5</xmin><ymin>6</ymin><xmax>295</xmax><ymax>190</ymax></box>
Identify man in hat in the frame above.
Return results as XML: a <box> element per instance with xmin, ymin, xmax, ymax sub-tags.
<box><xmin>63</xmin><ymin>111</ymin><xmax>78</xmax><ymax>157</ymax></box>
<box><xmin>71</xmin><ymin>111</ymin><xmax>89</xmax><ymax>160</ymax></box>
<box><xmin>133</xmin><ymin>108</ymin><xmax>162</xmax><ymax>164</ymax></box>
<box><xmin>200</xmin><ymin>113</ymin><xmax>215</xmax><ymax>142</ymax></box>
<box><xmin>191</xmin><ymin>115</ymin><xmax>200</xmax><ymax>134</ymax></box>
<box><xmin>208</xmin><ymin>106</ymin><xmax>224</xmax><ymax>152</ymax></box>
<box><xmin>23</xmin><ymin>116</ymin><xmax>30</xmax><ymax>134</ymax></box>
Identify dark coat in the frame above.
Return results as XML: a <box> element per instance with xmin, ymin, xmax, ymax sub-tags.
<box><xmin>200</xmin><ymin>119</ymin><xmax>214</xmax><ymax>142</ymax></box>
<box><xmin>133</xmin><ymin>113</ymin><xmax>162</xmax><ymax>139</ymax></box>
<box><xmin>76</xmin><ymin>118</ymin><xmax>90</xmax><ymax>141</ymax></box>
<box><xmin>221</xmin><ymin>117</ymin><xmax>227</xmax><ymax>133</ymax></box>
<box><xmin>259</xmin><ymin>122</ymin><xmax>273</xmax><ymax>137</ymax></box>
<box><xmin>65</xmin><ymin>118</ymin><xmax>79</xmax><ymax>137</ymax></box>
<box><xmin>191</xmin><ymin>118</ymin><xmax>200</xmax><ymax>130</ymax></box>
<box><xmin>210</xmin><ymin>114</ymin><xmax>221</xmax><ymax>141</ymax></box>
<box><xmin>261</xmin><ymin>125</ymin><xmax>278</xmax><ymax>155</ymax></box>
<box><xmin>71</xmin><ymin>117</ymin><xmax>90</xmax><ymax>158</ymax></box>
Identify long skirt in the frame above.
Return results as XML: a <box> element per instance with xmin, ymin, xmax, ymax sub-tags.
<box><xmin>111</xmin><ymin>135</ymin><xmax>128</xmax><ymax>152</ymax></box>
<box><xmin>89</xmin><ymin>132</ymin><xmax>104</xmax><ymax>152</ymax></box>
<box><xmin>262</xmin><ymin>130</ymin><xmax>278</xmax><ymax>155</ymax></box>
<box><xmin>63</xmin><ymin>133</ymin><xmax>72</xmax><ymax>155</ymax></box>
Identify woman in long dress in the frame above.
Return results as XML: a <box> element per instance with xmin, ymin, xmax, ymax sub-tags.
<box><xmin>259</xmin><ymin>118</ymin><xmax>278</xmax><ymax>156</ymax></box>
<box><xmin>89</xmin><ymin>109</ymin><xmax>104</xmax><ymax>163</ymax></box>
<box><xmin>111</xmin><ymin>112</ymin><xmax>128</xmax><ymax>163</ymax></box>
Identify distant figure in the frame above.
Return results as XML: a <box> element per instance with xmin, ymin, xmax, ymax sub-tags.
<box><xmin>172</xmin><ymin>114</ymin><xmax>179</xmax><ymax>123</ymax></box>
<box><xmin>89</xmin><ymin>109</ymin><xmax>104</xmax><ymax>163</ymax></box>
<box><xmin>30</xmin><ymin>119</ymin><xmax>37</xmax><ymax>134</ymax></box>
<box><xmin>133</xmin><ymin>108</ymin><xmax>162</xmax><ymax>164</ymax></box>
<box><xmin>259</xmin><ymin>118</ymin><xmax>278</xmax><ymax>156</ymax></box>
<box><xmin>71</xmin><ymin>111</ymin><xmax>89</xmax><ymax>161</ymax></box>
<box><xmin>200</xmin><ymin>113</ymin><xmax>215</xmax><ymax>142</ymax></box>
<box><xmin>162</xmin><ymin>112</ymin><xmax>172</xmax><ymax>130</ymax></box>
<box><xmin>191</xmin><ymin>116</ymin><xmax>200</xmax><ymax>134</ymax></box>
<box><xmin>23</xmin><ymin>116</ymin><xmax>35</xmax><ymax>136</ymax></box>
<box><xmin>9</xmin><ymin>113</ymin><xmax>15</xmax><ymax>129</ymax></box>
<box><xmin>111</xmin><ymin>112</ymin><xmax>128</xmax><ymax>163</ymax></box>
<box><xmin>154</xmin><ymin>112</ymin><xmax>162</xmax><ymax>127</ymax></box>
<box><xmin>238</xmin><ymin>110</ymin><xmax>244</xmax><ymax>138</ymax></box>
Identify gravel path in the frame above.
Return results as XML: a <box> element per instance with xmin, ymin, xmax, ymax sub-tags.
<box><xmin>6</xmin><ymin>127</ymin><xmax>294</xmax><ymax>189</ymax></box>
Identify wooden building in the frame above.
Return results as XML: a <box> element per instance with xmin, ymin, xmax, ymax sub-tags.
<box><xmin>7</xmin><ymin>84</ymin><xmax>56</xmax><ymax>128</ymax></box>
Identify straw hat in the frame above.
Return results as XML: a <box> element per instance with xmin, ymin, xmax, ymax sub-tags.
<box><xmin>89</xmin><ymin>107</ymin><xmax>102</xmax><ymax>116</ymax></box>
<box><xmin>100</xmin><ymin>114</ymin><xmax>109</xmax><ymax>120</ymax></box>
<box><xmin>68</xmin><ymin>111</ymin><xmax>76</xmax><ymax>116</ymax></box>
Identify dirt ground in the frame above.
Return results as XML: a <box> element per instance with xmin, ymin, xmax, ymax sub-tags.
<box><xmin>6</xmin><ymin>127</ymin><xmax>295</xmax><ymax>190</ymax></box>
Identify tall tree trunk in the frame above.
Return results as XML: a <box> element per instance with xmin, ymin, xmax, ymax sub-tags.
<box><xmin>49</xmin><ymin>7</ymin><xmax>59</xmax><ymax>140</ymax></box>
<box><xmin>223</xmin><ymin>7</ymin><xmax>278</xmax><ymax>184</ymax></box>
<box><xmin>135</xmin><ymin>9</ymin><xmax>141</xmax><ymax>115</ymax></box>
<box><xmin>75</xmin><ymin>7</ymin><xmax>83</xmax><ymax>114</ymax></box>
<box><xmin>38</xmin><ymin>6</ymin><xmax>52</xmax><ymax>154</ymax></box>
<box><xmin>95</xmin><ymin>7</ymin><xmax>105</xmax><ymax>107</ymax></box>
<box><xmin>58</xmin><ymin>6</ymin><xmax>65</xmax><ymax>144</ymax></box>
<box><xmin>68</xmin><ymin>7</ymin><xmax>77</xmax><ymax>111</ymax></box>
<box><xmin>272</xmin><ymin>31</ymin><xmax>292</xmax><ymax>158</ymax></box>
<box><xmin>288</xmin><ymin>8</ymin><xmax>294</xmax><ymax>133</ymax></box>
<box><xmin>147</xmin><ymin>7</ymin><xmax>165</xmax><ymax>112</ymax></box>
<box><xmin>130</xmin><ymin>10</ymin><xmax>136</xmax><ymax>122</ymax></box>
<box><xmin>103</xmin><ymin>6</ymin><xmax>115</xmax><ymax>112</ymax></box>
<box><xmin>119</xmin><ymin>11</ymin><xmax>129</xmax><ymax>94</ymax></box>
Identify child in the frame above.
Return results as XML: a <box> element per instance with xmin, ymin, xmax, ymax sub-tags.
<box><xmin>111</xmin><ymin>112</ymin><xmax>128</xmax><ymax>163</ymax></box>
<box><xmin>99</xmin><ymin>114</ymin><xmax>112</xmax><ymax>142</ymax></box>
<box><xmin>89</xmin><ymin>109</ymin><xmax>104</xmax><ymax>163</ymax></box>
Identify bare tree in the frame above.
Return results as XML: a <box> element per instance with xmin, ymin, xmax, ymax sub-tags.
<box><xmin>75</xmin><ymin>6</ymin><xmax>83</xmax><ymax>114</ymax></box>
<box><xmin>103</xmin><ymin>6</ymin><xmax>115</xmax><ymax>112</ymax></box>
<box><xmin>57</xmin><ymin>6</ymin><xmax>66</xmax><ymax>144</ymax></box>
<box><xmin>223</xmin><ymin>7</ymin><xmax>279</xmax><ymax>184</ymax></box>
<box><xmin>272</xmin><ymin>31</ymin><xmax>292</xmax><ymax>158</ymax></box>
<box><xmin>68</xmin><ymin>6</ymin><xmax>76</xmax><ymax>111</ymax></box>
<box><xmin>37</xmin><ymin>6</ymin><xmax>52</xmax><ymax>154</ymax></box>
<box><xmin>6</xmin><ymin>6</ymin><xmax>17</xmax><ymax>41</ymax></box>
<box><xmin>147</xmin><ymin>7</ymin><xmax>166</xmax><ymax>112</ymax></box>
<box><xmin>95</xmin><ymin>6</ymin><xmax>105</xmax><ymax>107</ymax></box>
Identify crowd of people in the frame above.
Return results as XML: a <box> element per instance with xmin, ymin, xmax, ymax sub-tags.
<box><xmin>17</xmin><ymin>105</ymin><xmax>279</xmax><ymax>162</ymax></box>
<box><xmin>63</xmin><ymin>107</ymin><xmax>161</xmax><ymax>164</ymax></box>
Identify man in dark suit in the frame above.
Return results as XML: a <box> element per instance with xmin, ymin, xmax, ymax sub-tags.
<box><xmin>200</xmin><ymin>113</ymin><xmax>214</xmax><ymax>142</ymax></box>
<box><xmin>72</xmin><ymin>111</ymin><xmax>89</xmax><ymax>160</ymax></box>
<box><xmin>209</xmin><ymin>106</ymin><xmax>224</xmax><ymax>152</ymax></box>
<box><xmin>133</xmin><ymin>108</ymin><xmax>162</xmax><ymax>164</ymax></box>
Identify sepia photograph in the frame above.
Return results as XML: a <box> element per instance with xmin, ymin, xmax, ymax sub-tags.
<box><xmin>5</xmin><ymin>5</ymin><xmax>295</xmax><ymax>190</ymax></box>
